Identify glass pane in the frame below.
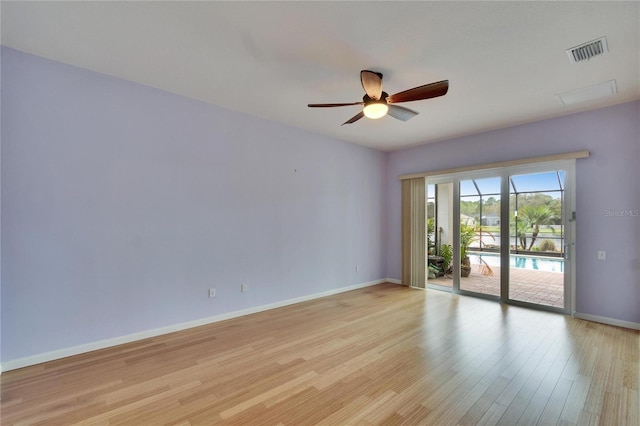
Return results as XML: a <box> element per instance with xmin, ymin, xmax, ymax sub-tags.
<box><xmin>510</xmin><ymin>171</ymin><xmax>562</xmax><ymax>193</ymax></box>
<box><xmin>460</xmin><ymin>180</ymin><xmax>478</xmax><ymax>197</ymax></box>
<box><xmin>459</xmin><ymin>178</ymin><xmax>501</xmax><ymax>297</ymax></box>
<box><xmin>427</xmin><ymin>183</ymin><xmax>435</xmax><ymax>198</ymax></box>
<box><xmin>509</xmin><ymin>171</ymin><xmax>565</xmax><ymax>308</ymax></box>
<box><xmin>511</xmin><ymin>193</ymin><xmax>563</xmax><ymax>254</ymax></box>
<box><xmin>426</xmin><ymin>184</ymin><xmax>436</xmax><ymax>256</ymax></box>
<box><xmin>427</xmin><ymin>183</ymin><xmax>454</xmax><ymax>289</ymax></box>
<box><xmin>474</xmin><ymin>176</ymin><xmax>501</xmax><ymax>195</ymax></box>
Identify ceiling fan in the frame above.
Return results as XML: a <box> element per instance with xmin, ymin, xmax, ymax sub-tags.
<box><xmin>308</xmin><ymin>70</ymin><xmax>449</xmax><ymax>125</ymax></box>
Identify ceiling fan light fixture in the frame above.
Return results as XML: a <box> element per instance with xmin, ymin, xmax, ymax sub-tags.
<box><xmin>363</xmin><ymin>102</ymin><xmax>388</xmax><ymax>119</ymax></box>
<box><xmin>308</xmin><ymin>71</ymin><xmax>449</xmax><ymax>125</ymax></box>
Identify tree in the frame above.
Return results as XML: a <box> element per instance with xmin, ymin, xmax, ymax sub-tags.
<box><xmin>460</xmin><ymin>200</ymin><xmax>479</xmax><ymax>217</ymax></box>
<box><xmin>518</xmin><ymin>205</ymin><xmax>553</xmax><ymax>250</ymax></box>
<box><xmin>511</xmin><ymin>216</ymin><xmax>531</xmax><ymax>250</ymax></box>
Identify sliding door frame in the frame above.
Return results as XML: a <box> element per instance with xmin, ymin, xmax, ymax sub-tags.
<box><xmin>501</xmin><ymin>160</ymin><xmax>576</xmax><ymax>315</ymax></box>
<box><xmin>425</xmin><ymin>160</ymin><xmax>576</xmax><ymax>314</ymax></box>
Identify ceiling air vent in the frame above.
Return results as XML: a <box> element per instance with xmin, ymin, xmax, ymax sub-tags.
<box><xmin>567</xmin><ymin>37</ymin><xmax>608</xmax><ymax>63</ymax></box>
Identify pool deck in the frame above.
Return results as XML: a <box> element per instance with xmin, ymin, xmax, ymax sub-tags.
<box><xmin>428</xmin><ymin>264</ymin><xmax>564</xmax><ymax>308</ymax></box>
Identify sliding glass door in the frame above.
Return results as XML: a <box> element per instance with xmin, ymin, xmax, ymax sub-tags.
<box><xmin>508</xmin><ymin>170</ymin><xmax>569</xmax><ymax>310</ymax></box>
<box><xmin>425</xmin><ymin>161</ymin><xmax>574</xmax><ymax>314</ymax></box>
<box><xmin>426</xmin><ymin>181</ymin><xmax>455</xmax><ymax>291</ymax></box>
<box><xmin>459</xmin><ymin>177</ymin><xmax>502</xmax><ymax>297</ymax></box>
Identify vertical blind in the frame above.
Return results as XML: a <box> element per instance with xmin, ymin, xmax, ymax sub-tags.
<box><xmin>401</xmin><ymin>177</ymin><xmax>426</xmax><ymax>288</ymax></box>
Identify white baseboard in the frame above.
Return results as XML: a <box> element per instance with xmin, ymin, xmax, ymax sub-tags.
<box><xmin>574</xmin><ymin>312</ymin><xmax>640</xmax><ymax>330</ymax></box>
<box><xmin>1</xmin><ymin>279</ymin><xmax>387</xmax><ymax>373</ymax></box>
<box><xmin>386</xmin><ymin>278</ymin><xmax>402</xmax><ymax>285</ymax></box>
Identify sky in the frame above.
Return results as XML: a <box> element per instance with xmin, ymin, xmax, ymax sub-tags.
<box><xmin>429</xmin><ymin>170</ymin><xmax>565</xmax><ymax>199</ymax></box>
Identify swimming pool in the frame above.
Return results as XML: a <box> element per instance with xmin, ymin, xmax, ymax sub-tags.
<box><xmin>468</xmin><ymin>252</ymin><xmax>564</xmax><ymax>273</ymax></box>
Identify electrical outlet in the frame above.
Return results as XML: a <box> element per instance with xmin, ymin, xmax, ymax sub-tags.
<box><xmin>597</xmin><ymin>250</ymin><xmax>606</xmax><ymax>260</ymax></box>
<box><xmin>241</xmin><ymin>284</ymin><xmax>247</xmax><ymax>293</ymax></box>
<box><xmin>356</xmin><ymin>265</ymin><xmax>359</xmax><ymax>272</ymax></box>
<box><xmin>209</xmin><ymin>288</ymin><xmax>216</xmax><ymax>298</ymax></box>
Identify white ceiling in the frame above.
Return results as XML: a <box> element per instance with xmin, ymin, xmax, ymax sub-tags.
<box><xmin>2</xmin><ymin>1</ymin><xmax>639</xmax><ymax>151</ymax></box>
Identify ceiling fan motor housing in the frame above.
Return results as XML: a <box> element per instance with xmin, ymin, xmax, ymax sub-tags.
<box><xmin>363</xmin><ymin>92</ymin><xmax>389</xmax><ymax>104</ymax></box>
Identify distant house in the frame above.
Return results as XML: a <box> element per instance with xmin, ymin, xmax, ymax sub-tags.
<box><xmin>460</xmin><ymin>214</ymin><xmax>476</xmax><ymax>226</ymax></box>
<box><xmin>481</xmin><ymin>215</ymin><xmax>500</xmax><ymax>226</ymax></box>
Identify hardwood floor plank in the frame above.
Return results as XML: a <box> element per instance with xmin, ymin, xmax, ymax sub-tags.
<box><xmin>536</xmin><ymin>376</ymin><xmax>574</xmax><ymax>425</ymax></box>
<box><xmin>598</xmin><ymin>391</ymin><xmax>620</xmax><ymax>426</ymax></box>
<box><xmin>1</xmin><ymin>283</ymin><xmax>638</xmax><ymax>425</ymax></box>
<box><xmin>559</xmin><ymin>373</ymin><xmax>592</xmax><ymax>424</ymax></box>
<box><xmin>219</xmin><ymin>371</ymin><xmax>317</xmax><ymax>419</ymax></box>
<box><xmin>621</xmin><ymin>388</ymin><xmax>639</xmax><ymax>426</ymax></box>
<box><xmin>515</xmin><ymin>393</ymin><xmax>548</xmax><ymax>425</ymax></box>
<box><xmin>476</xmin><ymin>402</ymin><xmax>508</xmax><ymax>426</ymax></box>
<box><xmin>457</xmin><ymin>377</ymin><xmax>510</xmax><ymax>426</ymax></box>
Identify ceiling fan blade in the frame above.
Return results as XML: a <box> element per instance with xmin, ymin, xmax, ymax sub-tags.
<box><xmin>387</xmin><ymin>104</ymin><xmax>419</xmax><ymax>121</ymax></box>
<box><xmin>360</xmin><ymin>70</ymin><xmax>383</xmax><ymax>100</ymax></box>
<box><xmin>342</xmin><ymin>111</ymin><xmax>365</xmax><ymax>125</ymax></box>
<box><xmin>308</xmin><ymin>102</ymin><xmax>364</xmax><ymax>108</ymax></box>
<box><xmin>387</xmin><ymin>80</ymin><xmax>449</xmax><ymax>104</ymax></box>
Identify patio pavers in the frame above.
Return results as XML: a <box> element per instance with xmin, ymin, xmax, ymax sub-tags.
<box><xmin>428</xmin><ymin>264</ymin><xmax>564</xmax><ymax>308</ymax></box>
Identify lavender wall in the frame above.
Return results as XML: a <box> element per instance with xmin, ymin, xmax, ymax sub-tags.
<box><xmin>0</xmin><ymin>48</ymin><xmax>386</xmax><ymax>363</ymax></box>
<box><xmin>386</xmin><ymin>101</ymin><xmax>640</xmax><ymax>324</ymax></box>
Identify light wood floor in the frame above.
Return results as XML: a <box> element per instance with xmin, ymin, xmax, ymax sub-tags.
<box><xmin>1</xmin><ymin>283</ymin><xmax>638</xmax><ymax>425</ymax></box>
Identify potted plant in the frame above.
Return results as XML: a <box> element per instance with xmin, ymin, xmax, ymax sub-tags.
<box><xmin>459</xmin><ymin>224</ymin><xmax>476</xmax><ymax>277</ymax></box>
<box><xmin>440</xmin><ymin>243</ymin><xmax>453</xmax><ymax>276</ymax></box>
<box><xmin>460</xmin><ymin>224</ymin><xmax>496</xmax><ymax>278</ymax></box>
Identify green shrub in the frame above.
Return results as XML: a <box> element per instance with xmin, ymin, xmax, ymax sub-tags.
<box><xmin>440</xmin><ymin>244</ymin><xmax>453</xmax><ymax>271</ymax></box>
<box><xmin>539</xmin><ymin>239</ymin><xmax>557</xmax><ymax>252</ymax></box>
